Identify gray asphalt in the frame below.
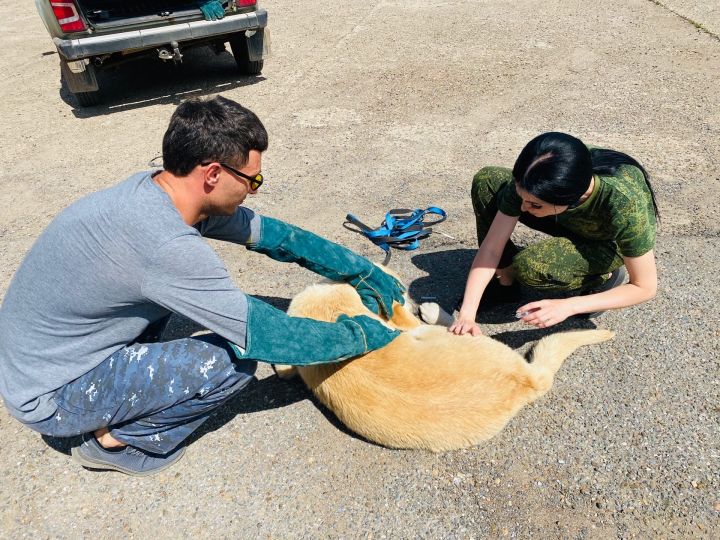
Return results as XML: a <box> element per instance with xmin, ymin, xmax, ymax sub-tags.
<box><xmin>0</xmin><ymin>0</ymin><xmax>718</xmax><ymax>538</ymax></box>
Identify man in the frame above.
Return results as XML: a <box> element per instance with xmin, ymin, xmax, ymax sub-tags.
<box><xmin>0</xmin><ymin>96</ymin><xmax>404</xmax><ymax>476</ymax></box>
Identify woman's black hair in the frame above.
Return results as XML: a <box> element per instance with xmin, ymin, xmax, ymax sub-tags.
<box><xmin>589</xmin><ymin>148</ymin><xmax>660</xmax><ymax>218</ymax></box>
<box><xmin>512</xmin><ymin>132</ymin><xmax>660</xmax><ymax>218</ymax></box>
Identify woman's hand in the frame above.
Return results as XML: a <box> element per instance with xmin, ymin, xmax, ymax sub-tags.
<box><xmin>448</xmin><ymin>211</ymin><xmax>518</xmax><ymax>337</ymax></box>
<box><xmin>517</xmin><ymin>299</ymin><xmax>576</xmax><ymax>328</ymax></box>
<box><xmin>520</xmin><ymin>252</ymin><xmax>658</xmax><ymax>325</ymax></box>
<box><xmin>448</xmin><ymin>313</ymin><xmax>483</xmax><ymax>336</ymax></box>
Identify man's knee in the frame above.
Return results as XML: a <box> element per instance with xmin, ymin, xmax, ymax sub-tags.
<box><xmin>190</xmin><ymin>334</ymin><xmax>257</xmax><ymax>397</ymax></box>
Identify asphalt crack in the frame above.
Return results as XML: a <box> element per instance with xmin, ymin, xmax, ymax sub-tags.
<box><xmin>647</xmin><ymin>0</ymin><xmax>720</xmax><ymax>41</ymax></box>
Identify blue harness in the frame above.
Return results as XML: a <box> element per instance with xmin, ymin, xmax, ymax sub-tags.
<box><xmin>344</xmin><ymin>207</ymin><xmax>447</xmax><ymax>265</ymax></box>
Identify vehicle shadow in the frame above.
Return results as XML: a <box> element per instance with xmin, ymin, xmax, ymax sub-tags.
<box><xmin>60</xmin><ymin>46</ymin><xmax>265</xmax><ymax>118</ymax></box>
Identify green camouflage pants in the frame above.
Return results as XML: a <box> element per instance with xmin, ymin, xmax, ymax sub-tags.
<box><xmin>471</xmin><ymin>167</ymin><xmax>624</xmax><ymax>292</ymax></box>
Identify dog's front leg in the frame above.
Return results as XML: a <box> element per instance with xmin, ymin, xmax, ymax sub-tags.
<box><xmin>272</xmin><ymin>364</ymin><xmax>298</xmax><ymax>380</ymax></box>
<box><xmin>418</xmin><ymin>302</ymin><xmax>455</xmax><ymax>327</ymax></box>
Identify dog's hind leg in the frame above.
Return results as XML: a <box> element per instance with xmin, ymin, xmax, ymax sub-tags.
<box><xmin>527</xmin><ymin>329</ymin><xmax>615</xmax><ymax>394</ymax></box>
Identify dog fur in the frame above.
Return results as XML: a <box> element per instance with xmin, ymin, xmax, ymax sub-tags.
<box><xmin>276</xmin><ymin>282</ymin><xmax>614</xmax><ymax>452</ymax></box>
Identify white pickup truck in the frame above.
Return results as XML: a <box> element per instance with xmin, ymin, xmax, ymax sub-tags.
<box><xmin>34</xmin><ymin>0</ymin><xmax>268</xmax><ymax>106</ymax></box>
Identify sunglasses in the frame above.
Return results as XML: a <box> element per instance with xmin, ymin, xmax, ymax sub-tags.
<box><xmin>202</xmin><ymin>161</ymin><xmax>264</xmax><ymax>190</ymax></box>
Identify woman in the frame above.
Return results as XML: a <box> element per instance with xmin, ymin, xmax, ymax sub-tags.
<box><xmin>450</xmin><ymin>132</ymin><xmax>659</xmax><ymax>336</ymax></box>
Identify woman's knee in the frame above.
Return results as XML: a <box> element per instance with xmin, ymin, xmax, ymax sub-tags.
<box><xmin>513</xmin><ymin>250</ymin><xmax>549</xmax><ymax>289</ymax></box>
<box><xmin>512</xmin><ymin>244</ymin><xmax>576</xmax><ymax>291</ymax></box>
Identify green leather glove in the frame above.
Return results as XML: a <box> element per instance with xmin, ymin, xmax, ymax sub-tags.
<box><xmin>229</xmin><ymin>296</ymin><xmax>401</xmax><ymax>365</ymax></box>
<box><xmin>347</xmin><ymin>266</ymin><xmax>406</xmax><ymax>318</ymax></box>
<box><xmin>248</xmin><ymin>217</ymin><xmax>406</xmax><ymax>317</ymax></box>
<box><xmin>198</xmin><ymin>0</ymin><xmax>225</xmax><ymax>21</ymax></box>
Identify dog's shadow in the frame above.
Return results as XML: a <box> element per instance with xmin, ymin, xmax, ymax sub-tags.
<box><xmin>492</xmin><ymin>318</ymin><xmax>597</xmax><ymax>350</ymax></box>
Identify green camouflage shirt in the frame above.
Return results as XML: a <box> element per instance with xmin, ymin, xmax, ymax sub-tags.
<box><xmin>497</xmin><ymin>164</ymin><xmax>657</xmax><ymax>257</ymax></box>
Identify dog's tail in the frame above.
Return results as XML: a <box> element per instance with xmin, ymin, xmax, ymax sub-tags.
<box><xmin>528</xmin><ymin>329</ymin><xmax>615</xmax><ymax>394</ymax></box>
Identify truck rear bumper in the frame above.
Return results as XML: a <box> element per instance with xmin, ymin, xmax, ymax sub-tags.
<box><xmin>54</xmin><ymin>9</ymin><xmax>267</xmax><ymax>60</ymax></box>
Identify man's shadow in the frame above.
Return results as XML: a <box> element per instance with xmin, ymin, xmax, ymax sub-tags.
<box><xmin>184</xmin><ymin>368</ymin><xmax>365</xmax><ymax>449</ymax></box>
<box><xmin>42</xmin><ymin>366</ymin><xmax>362</xmax><ymax>456</ymax></box>
<box><xmin>40</xmin><ymin>372</ymin><xmax>325</xmax><ymax>456</ymax></box>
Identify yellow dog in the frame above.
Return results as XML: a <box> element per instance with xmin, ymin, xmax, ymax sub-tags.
<box><xmin>275</xmin><ymin>280</ymin><xmax>613</xmax><ymax>452</ymax></box>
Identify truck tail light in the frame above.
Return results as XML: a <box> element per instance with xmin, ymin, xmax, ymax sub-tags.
<box><xmin>237</xmin><ymin>1</ymin><xmax>257</xmax><ymax>6</ymax></box>
<box><xmin>50</xmin><ymin>1</ymin><xmax>87</xmax><ymax>33</ymax></box>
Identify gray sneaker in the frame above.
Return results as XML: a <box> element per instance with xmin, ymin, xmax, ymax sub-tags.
<box><xmin>71</xmin><ymin>434</ymin><xmax>186</xmax><ymax>477</ymax></box>
<box><xmin>583</xmin><ymin>266</ymin><xmax>627</xmax><ymax>318</ymax></box>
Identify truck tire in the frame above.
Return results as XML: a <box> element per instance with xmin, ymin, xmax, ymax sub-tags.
<box><xmin>73</xmin><ymin>90</ymin><xmax>100</xmax><ymax>107</ymax></box>
<box><xmin>229</xmin><ymin>32</ymin><xmax>264</xmax><ymax>75</ymax></box>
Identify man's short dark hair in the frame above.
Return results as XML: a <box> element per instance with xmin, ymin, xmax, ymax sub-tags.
<box><xmin>162</xmin><ymin>96</ymin><xmax>268</xmax><ymax>176</ymax></box>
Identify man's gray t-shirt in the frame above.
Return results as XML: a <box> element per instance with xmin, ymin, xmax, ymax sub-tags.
<box><xmin>0</xmin><ymin>171</ymin><xmax>259</xmax><ymax>423</ymax></box>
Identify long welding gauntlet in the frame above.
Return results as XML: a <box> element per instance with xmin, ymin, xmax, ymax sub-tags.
<box><xmin>248</xmin><ymin>217</ymin><xmax>405</xmax><ymax>317</ymax></box>
<box><xmin>229</xmin><ymin>296</ymin><xmax>401</xmax><ymax>365</ymax></box>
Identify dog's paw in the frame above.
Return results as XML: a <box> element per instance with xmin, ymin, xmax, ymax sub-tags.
<box><xmin>273</xmin><ymin>364</ymin><xmax>298</xmax><ymax>380</ymax></box>
<box><xmin>419</xmin><ymin>302</ymin><xmax>455</xmax><ymax>327</ymax></box>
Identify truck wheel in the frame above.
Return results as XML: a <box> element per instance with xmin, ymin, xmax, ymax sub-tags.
<box><xmin>73</xmin><ymin>90</ymin><xmax>100</xmax><ymax>107</ymax></box>
<box><xmin>60</xmin><ymin>60</ymin><xmax>101</xmax><ymax>107</ymax></box>
<box><xmin>229</xmin><ymin>33</ymin><xmax>264</xmax><ymax>75</ymax></box>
